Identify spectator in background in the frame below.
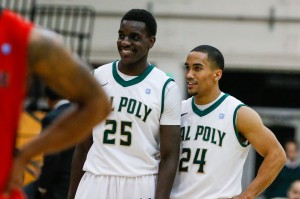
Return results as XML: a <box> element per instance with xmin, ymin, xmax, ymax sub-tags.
<box><xmin>24</xmin><ymin>87</ymin><xmax>74</xmax><ymax>199</ymax></box>
<box><xmin>287</xmin><ymin>180</ymin><xmax>300</xmax><ymax>199</ymax></box>
<box><xmin>272</xmin><ymin>180</ymin><xmax>300</xmax><ymax>199</ymax></box>
<box><xmin>264</xmin><ymin>139</ymin><xmax>300</xmax><ymax>198</ymax></box>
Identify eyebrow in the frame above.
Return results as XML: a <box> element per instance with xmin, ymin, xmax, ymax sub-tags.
<box><xmin>118</xmin><ymin>30</ymin><xmax>142</xmax><ymax>35</ymax></box>
<box><xmin>185</xmin><ymin>63</ymin><xmax>203</xmax><ymax>67</ymax></box>
<box><xmin>193</xmin><ymin>63</ymin><xmax>203</xmax><ymax>66</ymax></box>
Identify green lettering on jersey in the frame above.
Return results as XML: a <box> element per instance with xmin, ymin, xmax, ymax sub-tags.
<box><xmin>179</xmin><ymin>147</ymin><xmax>207</xmax><ymax>173</ymax></box>
<box><xmin>193</xmin><ymin>125</ymin><xmax>226</xmax><ymax>147</ymax></box>
<box><xmin>116</xmin><ymin>96</ymin><xmax>152</xmax><ymax>123</ymax></box>
<box><xmin>103</xmin><ymin>119</ymin><xmax>132</xmax><ymax>146</ymax></box>
<box><xmin>181</xmin><ymin>126</ymin><xmax>191</xmax><ymax>141</ymax></box>
<box><xmin>218</xmin><ymin>130</ymin><xmax>226</xmax><ymax>147</ymax></box>
<box><xmin>127</xmin><ymin>99</ymin><xmax>137</xmax><ymax>114</ymax></box>
<box><xmin>143</xmin><ymin>105</ymin><xmax>152</xmax><ymax>122</ymax></box>
<box><xmin>135</xmin><ymin>101</ymin><xmax>143</xmax><ymax>119</ymax></box>
<box><xmin>194</xmin><ymin>125</ymin><xmax>204</xmax><ymax>140</ymax></box>
<box><xmin>211</xmin><ymin>128</ymin><xmax>217</xmax><ymax>145</ymax></box>
<box><xmin>203</xmin><ymin>126</ymin><xmax>211</xmax><ymax>141</ymax></box>
<box><xmin>110</xmin><ymin>96</ymin><xmax>115</xmax><ymax>111</ymax></box>
<box><xmin>193</xmin><ymin>148</ymin><xmax>207</xmax><ymax>173</ymax></box>
<box><xmin>118</xmin><ymin>97</ymin><xmax>128</xmax><ymax>112</ymax></box>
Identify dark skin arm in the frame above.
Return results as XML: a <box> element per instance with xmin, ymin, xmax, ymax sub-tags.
<box><xmin>67</xmin><ymin>135</ymin><xmax>93</xmax><ymax>199</ymax></box>
<box><xmin>5</xmin><ymin>27</ymin><xmax>110</xmax><ymax>194</ymax></box>
<box><xmin>155</xmin><ymin>125</ymin><xmax>181</xmax><ymax>199</ymax></box>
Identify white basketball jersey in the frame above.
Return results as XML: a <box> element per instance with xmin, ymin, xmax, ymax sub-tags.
<box><xmin>171</xmin><ymin>94</ymin><xmax>250</xmax><ymax>199</ymax></box>
<box><xmin>84</xmin><ymin>61</ymin><xmax>176</xmax><ymax>177</ymax></box>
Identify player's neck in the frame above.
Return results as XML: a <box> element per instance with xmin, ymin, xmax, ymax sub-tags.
<box><xmin>118</xmin><ymin>60</ymin><xmax>149</xmax><ymax>76</ymax></box>
<box><xmin>194</xmin><ymin>89</ymin><xmax>222</xmax><ymax>105</ymax></box>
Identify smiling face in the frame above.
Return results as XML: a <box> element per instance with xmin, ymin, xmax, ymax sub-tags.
<box><xmin>117</xmin><ymin>20</ymin><xmax>155</xmax><ymax>68</ymax></box>
<box><xmin>184</xmin><ymin>51</ymin><xmax>222</xmax><ymax>99</ymax></box>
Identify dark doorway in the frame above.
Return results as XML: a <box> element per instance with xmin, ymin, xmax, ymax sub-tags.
<box><xmin>220</xmin><ymin>70</ymin><xmax>300</xmax><ymax>108</ymax></box>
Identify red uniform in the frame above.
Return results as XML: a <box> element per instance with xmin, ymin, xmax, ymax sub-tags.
<box><xmin>0</xmin><ymin>8</ymin><xmax>33</xmax><ymax>198</ymax></box>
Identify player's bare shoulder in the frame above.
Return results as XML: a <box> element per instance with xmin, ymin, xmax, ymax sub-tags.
<box><xmin>236</xmin><ymin>105</ymin><xmax>264</xmax><ymax>136</ymax></box>
<box><xmin>28</xmin><ymin>27</ymin><xmax>65</xmax><ymax>71</ymax></box>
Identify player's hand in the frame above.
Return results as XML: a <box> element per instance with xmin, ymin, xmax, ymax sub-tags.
<box><xmin>1</xmin><ymin>189</ymin><xmax>26</xmax><ymax>199</ymax></box>
<box><xmin>4</xmin><ymin>157</ymin><xmax>26</xmax><ymax>196</ymax></box>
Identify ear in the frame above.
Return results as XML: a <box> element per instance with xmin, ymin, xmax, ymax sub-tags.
<box><xmin>148</xmin><ymin>36</ymin><xmax>156</xmax><ymax>49</ymax></box>
<box><xmin>214</xmin><ymin>69</ymin><xmax>222</xmax><ymax>81</ymax></box>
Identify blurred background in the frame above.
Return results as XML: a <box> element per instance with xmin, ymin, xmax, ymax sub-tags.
<box><xmin>2</xmin><ymin>0</ymin><xmax>300</xmax><ymax>198</ymax></box>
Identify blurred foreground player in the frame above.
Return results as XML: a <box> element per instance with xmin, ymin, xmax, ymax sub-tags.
<box><xmin>0</xmin><ymin>7</ymin><xmax>110</xmax><ymax>199</ymax></box>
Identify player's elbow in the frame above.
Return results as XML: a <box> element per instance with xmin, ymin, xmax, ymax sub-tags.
<box><xmin>279</xmin><ymin>150</ymin><xmax>287</xmax><ymax>167</ymax></box>
<box><xmin>273</xmin><ymin>147</ymin><xmax>287</xmax><ymax>169</ymax></box>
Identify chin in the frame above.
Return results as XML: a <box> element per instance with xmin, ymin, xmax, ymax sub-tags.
<box><xmin>120</xmin><ymin>58</ymin><xmax>133</xmax><ymax>65</ymax></box>
<box><xmin>187</xmin><ymin>90</ymin><xmax>197</xmax><ymax>96</ymax></box>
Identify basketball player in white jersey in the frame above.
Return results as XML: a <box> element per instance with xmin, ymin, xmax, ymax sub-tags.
<box><xmin>170</xmin><ymin>45</ymin><xmax>286</xmax><ymax>199</ymax></box>
<box><xmin>68</xmin><ymin>9</ymin><xmax>181</xmax><ymax>199</ymax></box>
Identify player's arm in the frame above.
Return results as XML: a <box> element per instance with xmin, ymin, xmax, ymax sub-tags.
<box><xmin>24</xmin><ymin>27</ymin><xmax>109</xmax><ymax>157</ymax></box>
<box><xmin>6</xmin><ymin>27</ymin><xmax>110</xmax><ymax>192</ymax></box>
<box><xmin>156</xmin><ymin>125</ymin><xmax>181</xmax><ymax>199</ymax></box>
<box><xmin>156</xmin><ymin>82</ymin><xmax>181</xmax><ymax>199</ymax></box>
<box><xmin>68</xmin><ymin>135</ymin><xmax>93</xmax><ymax>199</ymax></box>
<box><xmin>233</xmin><ymin>106</ymin><xmax>286</xmax><ymax>199</ymax></box>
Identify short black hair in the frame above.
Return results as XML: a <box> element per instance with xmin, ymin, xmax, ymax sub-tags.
<box><xmin>191</xmin><ymin>45</ymin><xmax>224</xmax><ymax>71</ymax></box>
<box><xmin>121</xmin><ymin>9</ymin><xmax>157</xmax><ymax>37</ymax></box>
<box><xmin>44</xmin><ymin>87</ymin><xmax>62</xmax><ymax>101</ymax></box>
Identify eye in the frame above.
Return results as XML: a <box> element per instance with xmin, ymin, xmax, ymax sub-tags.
<box><xmin>129</xmin><ymin>34</ymin><xmax>140</xmax><ymax>41</ymax></box>
<box><xmin>118</xmin><ymin>33</ymin><xmax>125</xmax><ymax>40</ymax></box>
<box><xmin>184</xmin><ymin>65</ymin><xmax>190</xmax><ymax>72</ymax></box>
<box><xmin>194</xmin><ymin>66</ymin><xmax>201</xmax><ymax>71</ymax></box>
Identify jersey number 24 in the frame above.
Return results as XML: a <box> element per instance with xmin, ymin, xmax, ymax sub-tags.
<box><xmin>179</xmin><ymin>148</ymin><xmax>207</xmax><ymax>173</ymax></box>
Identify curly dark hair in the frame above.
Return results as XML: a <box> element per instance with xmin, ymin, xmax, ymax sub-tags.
<box><xmin>121</xmin><ymin>9</ymin><xmax>157</xmax><ymax>37</ymax></box>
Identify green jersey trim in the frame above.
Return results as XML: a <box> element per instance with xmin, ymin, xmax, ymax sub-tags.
<box><xmin>161</xmin><ymin>78</ymin><xmax>174</xmax><ymax>115</ymax></box>
<box><xmin>233</xmin><ymin>104</ymin><xmax>250</xmax><ymax>147</ymax></box>
<box><xmin>112</xmin><ymin>60</ymin><xmax>155</xmax><ymax>87</ymax></box>
<box><xmin>191</xmin><ymin>93</ymin><xmax>229</xmax><ymax>117</ymax></box>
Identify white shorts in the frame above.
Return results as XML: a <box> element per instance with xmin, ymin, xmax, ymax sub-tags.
<box><xmin>75</xmin><ymin>172</ymin><xmax>157</xmax><ymax>199</ymax></box>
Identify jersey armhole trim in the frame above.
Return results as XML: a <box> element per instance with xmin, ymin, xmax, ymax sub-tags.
<box><xmin>233</xmin><ymin>104</ymin><xmax>250</xmax><ymax>147</ymax></box>
<box><xmin>160</xmin><ymin>78</ymin><xmax>174</xmax><ymax>117</ymax></box>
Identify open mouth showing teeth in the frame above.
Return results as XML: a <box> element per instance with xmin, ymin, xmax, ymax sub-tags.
<box><xmin>121</xmin><ymin>49</ymin><xmax>132</xmax><ymax>55</ymax></box>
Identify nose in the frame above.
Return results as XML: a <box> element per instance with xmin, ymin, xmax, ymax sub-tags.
<box><xmin>186</xmin><ymin>69</ymin><xmax>194</xmax><ymax>79</ymax></box>
<box><xmin>120</xmin><ymin>36</ymin><xmax>131</xmax><ymax>47</ymax></box>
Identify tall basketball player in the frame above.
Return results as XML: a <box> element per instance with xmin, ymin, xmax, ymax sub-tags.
<box><xmin>68</xmin><ymin>9</ymin><xmax>182</xmax><ymax>199</ymax></box>
<box><xmin>0</xmin><ymin>7</ymin><xmax>110</xmax><ymax>199</ymax></box>
<box><xmin>170</xmin><ymin>45</ymin><xmax>286</xmax><ymax>199</ymax></box>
